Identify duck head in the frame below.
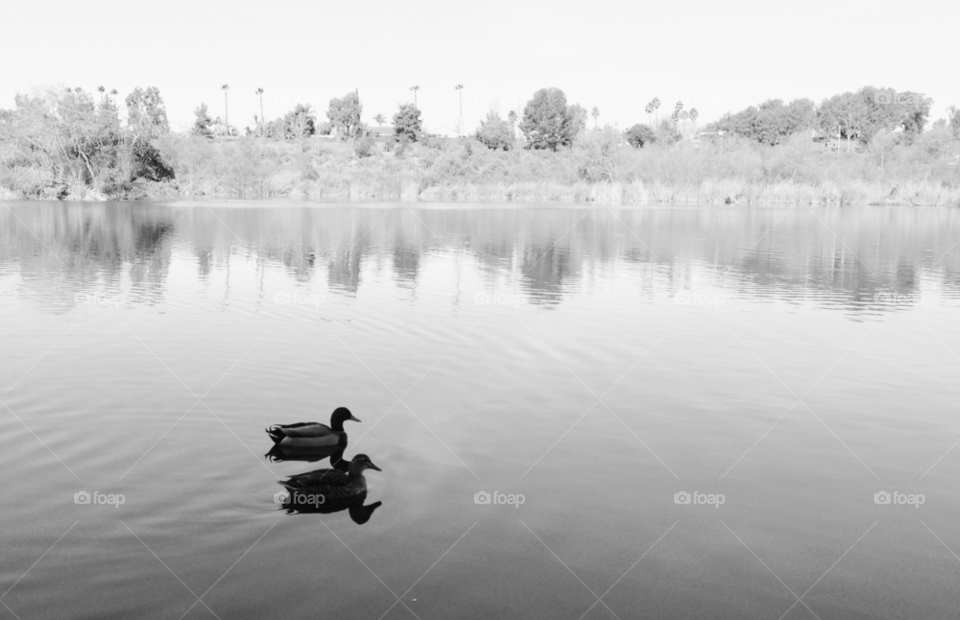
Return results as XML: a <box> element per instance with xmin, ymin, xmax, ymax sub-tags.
<box><xmin>348</xmin><ymin>454</ymin><xmax>382</xmax><ymax>475</ymax></box>
<box><xmin>349</xmin><ymin>500</ymin><xmax>383</xmax><ymax>525</ymax></box>
<box><xmin>330</xmin><ymin>407</ymin><xmax>361</xmax><ymax>432</ymax></box>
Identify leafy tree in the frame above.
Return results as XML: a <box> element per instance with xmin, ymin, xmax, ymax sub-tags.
<box><xmin>393</xmin><ymin>103</ymin><xmax>422</xmax><ymax>142</ymax></box>
<box><xmin>211</xmin><ymin>117</ymin><xmax>237</xmax><ymax>138</ymax></box>
<box><xmin>624</xmin><ymin>123</ymin><xmax>656</xmax><ymax>148</ymax></box>
<box><xmin>0</xmin><ymin>86</ymin><xmax>172</xmax><ymax>197</ymax></box>
<box><xmin>475</xmin><ymin>110</ymin><xmax>513</xmax><ymax>150</ymax></box>
<box><xmin>192</xmin><ymin>104</ymin><xmax>214</xmax><ymax>138</ymax></box>
<box><xmin>949</xmin><ymin>106</ymin><xmax>960</xmax><ymax>138</ymax></box>
<box><xmin>125</xmin><ymin>86</ymin><xmax>170</xmax><ymax>140</ymax></box>
<box><xmin>326</xmin><ymin>91</ymin><xmax>363</xmax><ymax>140</ymax></box>
<box><xmin>520</xmin><ymin>88</ymin><xmax>585</xmax><ymax>150</ymax></box>
<box><xmin>710</xmin><ymin>98</ymin><xmax>816</xmax><ymax>146</ymax></box>
<box><xmin>816</xmin><ymin>87</ymin><xmax>931</xmax><ymax>148</ymax></box>
<box><xmin>577</xmin><ymin>127</ymin><xmax>624</xmax><ymax>182</ymax></box>
<box><xmin>567</xmin><ymin>103</ymin><xmax>588</xmax><ymax>138</ymax></box>
<box><xmin>283</xmin><ymin>103</ymin><xmax>316</xmax><ymax>147</ymax></box>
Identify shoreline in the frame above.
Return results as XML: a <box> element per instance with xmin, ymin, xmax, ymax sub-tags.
<box><xmin>4</xmin><ymin>179</ymin><xmax>957</xmax><ymax>207</ymax></box>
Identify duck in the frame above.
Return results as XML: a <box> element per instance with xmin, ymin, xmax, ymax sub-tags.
<box><xmin>277</xmin><ymin>454</ymin><xmax>381</xmax><ymax>500</ymax></box>
<box><xmin>266</xmin><ymin>407</ymin><xmax>361</xmax><ymax>448</ymax></box>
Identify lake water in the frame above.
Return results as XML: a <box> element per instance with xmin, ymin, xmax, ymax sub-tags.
<box><xmin>2</xmin><ymin>201</ymin><xmax>960</xmax><ymax>620</ymax></box>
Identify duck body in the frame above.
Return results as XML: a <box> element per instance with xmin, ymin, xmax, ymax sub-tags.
<box><xmin>266</xmin><ymin>407</ymin><xmax>360</xmax><ymax>448</ymax></box>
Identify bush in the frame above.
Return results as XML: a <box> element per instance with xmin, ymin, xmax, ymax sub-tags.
<box><xmin>354</xmin><ymin>136</ymin><xmax>376</xmax><ymax>158</ymax></box>
<box><xmin>476</xmin><ymin>111</ymin><xmax>514</xmax><ymax>151</ymax></box>
<box><xmin>393</xmin><ymin>103</ymin><xmax>422</xmax><ymax>142</ymax></box>
<box><xmin>625</xmin><ymin>124</ymin><xmax>656</xmax><ymax>148</ymax></box>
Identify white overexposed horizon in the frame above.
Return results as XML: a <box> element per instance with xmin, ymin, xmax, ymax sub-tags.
<box><xmin>2</xmin><ymin>0</ymin><xmax>956</xmax><ymax>136</ymax></box>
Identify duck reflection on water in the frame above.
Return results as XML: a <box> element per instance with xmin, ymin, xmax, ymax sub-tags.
<box><xmin>265</xmin><ymin>442</ymin><xmax>348</xmax><ymax>464</ymax></box>
<box><xmin>276</xmin><ymin>454</ymin><xmax>383</xmax><ymax>525</ymax></box>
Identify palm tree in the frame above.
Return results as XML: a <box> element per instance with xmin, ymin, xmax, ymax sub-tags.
<box><xmin>221</xmin><ymin>84</ymin><xmax>230</xmax><ymax>137</ymax></box>
<box><xmin>97</xmin><ymin>85</ymin><xmax>105</xmax><ymax>105</ymax></box>
<box><xmin>651</xmin><ymin>97</ymin><xmax>661</xmax><ymax>126</ymax></box>
<box><xmin>374</xmin><ymin>113</ymin><xmax>386</xmax><ymax>126</ymax></box>
<box><xmin>591</xmin><ymin>106</ymin><xmax>600</xmax><ymax>129</ymax></box>
<box><xmin>255</xmin><ymin>88</ymin><xmax>264</xmax><ymax>138</ymax></box>
<box><xmin>671</xmin><ymin>101</ymin><xmax>684</xmax><ymax>130</ymax></box>
<box><xmin>645</xmin><ymin>100</ymin><xmax>655</xmax><ymax>125</ymax></box>
<box><xmin>410</xmin><ymin>85</ymin><xmax>420</xmax><ymax>108</ymax></box>
<box><xmin>454</xmin><ymin>84</ymin><xmax>464</xmax><ymax>136</ymax></box>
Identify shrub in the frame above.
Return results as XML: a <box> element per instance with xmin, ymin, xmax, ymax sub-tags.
<box><xmin>354</xmin><ymin>136</ymin><xmax>376</xmax><ymax>158</ymax></box>
<box><xmin>625</xmin><ymin>124</ymin><xmax>656</xmax><ymax>148</ymax></box>
<box><xmin>393</xmin><ymin>103</ymin><xmax>422</xmax><ymax>142</ymax></box>
<box><xmin>476</xmin><ymin>111</ymin><xmax>514</xmax><ymax>151</ymax></box>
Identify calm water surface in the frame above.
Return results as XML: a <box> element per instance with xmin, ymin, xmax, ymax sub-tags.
<box><xmin>2</xmin><ymin>201</ymin><xmax>960</xmax><ymax>620</ymax></box>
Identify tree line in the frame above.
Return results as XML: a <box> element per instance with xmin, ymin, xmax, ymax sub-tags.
<box><xmin>2</xmin><ymin>82</ymin><xmax>958</xmax><ymax>200</ymax></box>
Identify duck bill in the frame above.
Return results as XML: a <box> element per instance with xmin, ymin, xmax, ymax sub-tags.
<box><xmin>368</xmin><ymin>463</ymin><xmax>382</xmax><ymax>472</ymax></box>
<box><xmin>348</xmin><ymin>414</ymin><xmax>362</xmax><ymax>423</ymax></box>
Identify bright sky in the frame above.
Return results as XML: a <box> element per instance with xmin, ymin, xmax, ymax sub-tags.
<box><xmin>2</xmin><ymin>0</ymin><xmax>956</xmax><ymax>135</ymax></box>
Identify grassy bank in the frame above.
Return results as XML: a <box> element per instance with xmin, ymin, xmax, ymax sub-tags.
<box><xmin>137</xmin><ymin>128</ymin><xmax>960</xmax><ymax>206</ymax></box>
<box><xmin>5</xmin><ymin>126</ymin><xmax>960</xmax><ymax>206</ymax></box>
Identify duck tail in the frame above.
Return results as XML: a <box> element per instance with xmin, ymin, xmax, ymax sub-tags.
<box><xmin>265</xmin><ymin>426</ymin><xmax>284</xmax><ymax>444</ymax></box>
<box><xmin>264</xmin><ymin>444</ymin><xmax>284</xmax><ymax>461</ymax></box>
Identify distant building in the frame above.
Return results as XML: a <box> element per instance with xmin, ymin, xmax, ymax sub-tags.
<box><xmin>367</xmin><ymin>126</ymin><xmax>395</xmax><ymax>141</ymax></box>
